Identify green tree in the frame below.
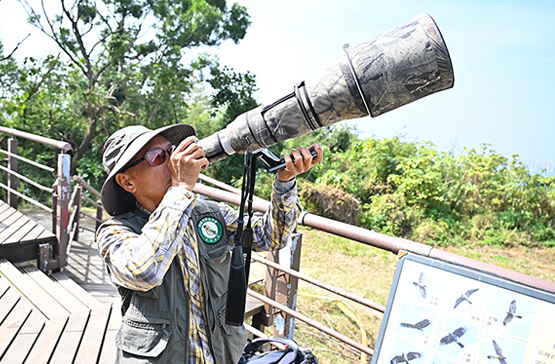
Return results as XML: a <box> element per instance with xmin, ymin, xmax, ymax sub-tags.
<box><xmin>12</xmin><ymin>0</ymin><xmax>251</xmax><ymax>178</ymax></box>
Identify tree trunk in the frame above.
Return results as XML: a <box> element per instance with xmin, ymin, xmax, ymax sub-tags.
<box><xmin>72</xmin><ymin>118</ymin><xmax>97</xmax><ymax>175</ymax></box>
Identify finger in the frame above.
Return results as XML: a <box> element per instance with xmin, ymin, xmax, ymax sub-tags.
<box><xmin>289</xmin><ymin>149</ymin><xmax>302</xmax><ymax>165</ymax></box>
<box><xmin>298</xmin><ymin>147</ymin><xmax>313</xmax><ymax>168</ymax></box>
<box><xmin>175</xmin><ymin>136</ymin><xmax>198</xmax><ymax>153</ymax></box>
<box><xmin>310</xmin><ymin>144</ymin><xmax>324</xmax><ymax>164</ymax></box>
<box><xmin>283</xmin><ymin>152</ymin><xmax>295</xmax><ymax>170</ymax></box>
<box><xmin>184</xmin><ymin>148</ymin><xmax>205</xmax><ymax>161</ymax></box>
<box><xmin>198</xmin><ymin>157</ymin><xmax>209</xmax><ymax>170</ymax></box>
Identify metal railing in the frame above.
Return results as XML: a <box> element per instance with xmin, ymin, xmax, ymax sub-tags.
<box><xmin>193</xmin><ymin>175</ymin><xmax>555</xmax><ymax>358</ymax></box>
<box><xmin>0</xmin><ymin>126</ymin><xmax>75</xmax><ymax>271</ymax></box>
<box><xmin>3</xmin><ymin>127</ymin><xmax>554</xmax><ymax>359</ymax></box>
<box><xmin>73</xmin><ymin>172</ymin><xmax>386</xmax><ymax>355</ymax></box>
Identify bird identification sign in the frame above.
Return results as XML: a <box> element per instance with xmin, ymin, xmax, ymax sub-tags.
<box><xmin>371</xmin><ymin>253</ymin><xmax>555</xmax><ymax>364</ymax></box>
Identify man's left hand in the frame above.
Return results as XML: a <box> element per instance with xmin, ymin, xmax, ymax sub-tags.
<box><xmin>276</xmin><ymin>144</ymin><xmax>323</xmax><ymax>182</ymax></box>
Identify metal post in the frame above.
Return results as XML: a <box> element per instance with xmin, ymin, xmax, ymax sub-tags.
<box><xmin>284</xmin><ymin>233</ymin><xmax>302</xmax><ymax>339</ymax></box>
<box><xmin>73</xmin><ymin>185</ymin><xmax>81</xmax><ymax>242</ymax></box>
<box><xmin>272</xmin><ymin>233</ymin><xmax>303</xmax><ymax>338</ymax></box>
<box><xmin>52</xmin><ymin>180</ymin><xmax>58</xmax><ymax>236</ymax></box>
<box><xmin>55</xmin><ymin>152</ymin><xmax>71</xmax><ymax>270</ymax></box>
<box><xmin>96</xmin><ymin>200</ymin><xmax>103</xmax><ymax>231</ymax></box>
<box><xmin>7</xmin><ymin>138</ymin><xmax>18</xmax><ymax>209</ymax></box>
<box><xmin>252</xmin><ymin>250</ymin><xmax>279</xmax><ymax>331</ymax></box>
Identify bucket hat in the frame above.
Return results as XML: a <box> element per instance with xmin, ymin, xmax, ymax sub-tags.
<box><xmin>100</xmin><ymin>124</ymin><xmax>195</xmax><ymax>216</ymax></box>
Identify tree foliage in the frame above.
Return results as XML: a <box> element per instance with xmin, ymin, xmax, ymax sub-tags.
<box><xmin>2</xmin><ymin>5</ymin><xmax>553</xmax><ymax>249</ymax></box>
<box><xmin>1</xmin><ymin>0</ymin><xmax>253</xmax><ymax>188</ymax></box>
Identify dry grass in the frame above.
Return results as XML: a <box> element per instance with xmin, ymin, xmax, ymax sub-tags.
<box><xmin>289</xmin><ymin>228</ymin><xmax>397</xmax><ymax>363</ymax></box>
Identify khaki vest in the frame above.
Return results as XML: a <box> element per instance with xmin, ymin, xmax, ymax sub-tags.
<box><xmin>103</xmin><ymin>200</ymin><xmax>247</xmax><ymax>364</ymax></box>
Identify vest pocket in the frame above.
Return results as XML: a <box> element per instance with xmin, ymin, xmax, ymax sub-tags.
<box><xmin>116</xmin><ymin>316</ymin><xmax>172</xmax><ymax>358</ymax></box>
<box><xmin>211</xmin><ymin>301</ymin><xmax>248</xmax><ymax>363</ymax></box>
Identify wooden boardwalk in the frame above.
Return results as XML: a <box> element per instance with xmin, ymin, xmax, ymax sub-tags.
<box><xmin>0</xmin><ymin>259</ymin><xmax>120</xmax><ymax>364</ymax></box>
<box><xmin>0</xmin><ymin>200</ymin><xmax>56</xmax><ymax>264</ymax></box>
<box><xmin>0</xmin><ymin>205</ymin><xmax>122</xmax><ymax>364</ymax></box>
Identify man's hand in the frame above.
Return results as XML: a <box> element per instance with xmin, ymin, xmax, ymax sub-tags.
<box><xmin>169</xmin><ymin>136</ymin><xmax>208</xmax><ymax>191</ymax></box>
<box><xmin>276</xmin><ymin>144</ymin><xmax>323</xmax><ymax>182</ymax></box>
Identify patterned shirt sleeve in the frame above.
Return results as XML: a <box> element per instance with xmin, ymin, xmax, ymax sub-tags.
<box><xmin>221</xmin><ymin>177</ymin><xmax>301</xmax><ymax>252</ymax></box>
<box><xmin>97</xmin><ymin>186</ymin><xmax>197</xmax><ymax>291</ymax></box>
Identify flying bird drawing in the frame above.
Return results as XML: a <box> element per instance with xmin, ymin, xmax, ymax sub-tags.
<box><xmin>503</xmin><ymin>299</ymin><xmax>522</xmax><ymax>326</ymax></box>
<box><xmin>413</xmin><ymin>272</ymin><xmax>427</xmax><ymax>298</ymax></box>
<box><xmin>390</xmin><ymin>351</ymin><xmax>422</xmax><ymax>364</ymax></box>
<box><xmin>439</xmin><ymin>326</ymin><xmax>467</xmax><ymax>348</ymax></box>
<box><xmin>487</xmin><ymin>340</ymin><xmax>507</xmax><ymax>364</ymax></box>
<box><xmin>454</xmin><ymin>288</ymin><xmax>479</xmax><ymax>308</ymax></box>
<box><xmin>400</xmin><ymin>319</ymin><xmax>432</xmax><ymax>331</ymax></box>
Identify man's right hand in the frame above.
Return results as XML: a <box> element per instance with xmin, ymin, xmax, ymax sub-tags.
<box><xmin>169</xmin><ymin>136</ymin><xmax>208</xmax><ymax>191</ymax></box>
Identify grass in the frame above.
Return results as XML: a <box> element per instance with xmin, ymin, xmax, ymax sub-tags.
<box><xmin>277</xmin><ymin>226</ymin><xmax>555</xmax><ymax>364</ymax></box>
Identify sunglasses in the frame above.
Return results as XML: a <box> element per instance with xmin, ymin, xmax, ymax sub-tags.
<box><xmin>120</xmin><ymin>145</ymin><xmax>175</xmax><ymax>173</ymax></box>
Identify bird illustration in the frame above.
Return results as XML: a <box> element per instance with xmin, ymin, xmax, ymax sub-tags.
<box><xmin>400</xmin><ymin>319</ymin><xmax>432</xmax><ymax>331</ymax></box>
<box><xmin>413</xmin><ymin>272</ymin><xmax>427</xmax><ymax>298</ymax></box>
<box><xmin>439</xmin><ymin>326</ymin><xmax>467</xmax><ymax>348</ymax></box>
<box><xmin>487</xmin><ymin>340</ymin><xmax>507</xmax><ymax>364</ymax></box>
<box><xmin>503</xmin><ymin>299</ymin><xmax>522</xmax><ymax>326</ymax></box>
<box><xmin>454</xmin><ymin>288</ymin><xmax>479</xmax><ymax>308</ymax></box>
<box><xmin>390</xmin><ymin>351</ymin><xmax>422</xmax><ymax>364</ymax></box>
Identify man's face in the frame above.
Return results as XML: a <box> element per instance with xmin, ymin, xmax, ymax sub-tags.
<box><xmin>118</xmin><ymin>135</ymin><xmax>174</xmax><ymax>210</ymax></box>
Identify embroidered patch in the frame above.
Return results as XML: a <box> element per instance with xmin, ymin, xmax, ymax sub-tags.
<box><xmin>197</xmin><ymin>217</ymin><xmax>223</xmax><ymax>244</ymax></box>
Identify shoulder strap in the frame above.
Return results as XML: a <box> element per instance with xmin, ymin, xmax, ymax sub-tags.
<box><xmin>226</xmin><ymin>152</ymin><xmax>257</xmax><ymax>326</ymax></box>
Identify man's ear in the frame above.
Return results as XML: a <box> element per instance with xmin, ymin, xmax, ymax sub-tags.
<box><xmin>115</xmin><ymin>173</ymin><xmax>136</xmax><ymax>194</ymax></box>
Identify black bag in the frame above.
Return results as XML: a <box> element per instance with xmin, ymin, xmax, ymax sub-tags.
<box><xmin>239</xmin><ymin>337</ymin><xmax>318</xmax><ymax>364</ymax></box>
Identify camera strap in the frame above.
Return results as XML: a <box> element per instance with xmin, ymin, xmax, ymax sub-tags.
<box><xmin>226</xmin><ymin>151</ymin><xmax>257</xmax><ymax>326</ymax></box>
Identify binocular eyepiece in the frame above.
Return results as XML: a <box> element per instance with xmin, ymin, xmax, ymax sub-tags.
<box><xmin>199</xmin><ymin>13</ymin><xmax>454</xmax><ymax>164</ymax></box>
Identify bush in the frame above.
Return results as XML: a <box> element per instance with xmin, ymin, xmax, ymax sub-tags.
<box><xmin>300</xmin><ymin>182</ymin><xmax>361</xmax><ymax>226</ymax></box>
<box><xmin>308</xmin><ymin>135</ymin><xmax>555</xmax><ymax>248</ymax></box>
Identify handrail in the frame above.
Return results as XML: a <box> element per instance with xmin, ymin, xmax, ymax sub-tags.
<box><xmin>82</xmin><ymin>193</ymin><xmax>103</xmax><ymax>210</ymax></box>
<box><xmin>252</xmin><ymin>254</ymin><xmax>385</xmax><ymax>313</ymax></box>
<box><xmin>72</xmin><ymin>175</ymin><xmax>104</xmax><ymax>231</ymax></box>
<box><xmin>0</xmin><ymin>126</ymin><xmax>71</xmax><ymax>151</ymax></box>
<box><xmin>0</xmin><ymin>126</ymin><xmax>72</xmax><ymax>271</ymax></box>
<box><xmin>73</xmin><ymin>175</ymin><xmax>100</xmax><ymax>198</ymax></box>
<box><xmin>0</xmin><ymin>165</ymin><xmax>54</xmax><ymax>193</ymax></box>
<box><xmin>194</xmin><ymin>182</ymin><xmax>555</xmax><ymax>295</ymax></box>
<box><xmin>198</xmin><ymin>173</ymin><xmax>268</xmax><ymax>205</ymax></box>
<box><xmin>248</xmin><ymin>289</ymin><xmax>374</xmax><ymax>356</ymax></box>
<box><xmin>0</xmin><ymin>182</ymin><xmax>53</xmax><ymax>212</ymax></box>
<box><xmin>0</xmin><ymin>150</ymin><xmax>56</xmax><ymax>172</ymax></box>
<box><xmin>194</xmin><ymin>178</ymin><xmax>555</xmax><ymax>358</ymax></box>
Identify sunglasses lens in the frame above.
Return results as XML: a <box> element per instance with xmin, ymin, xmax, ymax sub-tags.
<box><xmin>146</xmin><ymin>149</ymin><xmax>166</xmax><ymax>165</ymax></box>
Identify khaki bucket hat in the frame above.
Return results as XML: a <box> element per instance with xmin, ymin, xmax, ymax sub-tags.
<box><xmin>100</xmin><ymin>124</ymin><xmax>195</xmax><ymax>216</ymax></box>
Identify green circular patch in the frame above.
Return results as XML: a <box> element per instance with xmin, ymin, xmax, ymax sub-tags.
<box><xmin>197</xmin><ymin>217</ymin><xmax>223</xmax><ymax>244</ymax></box>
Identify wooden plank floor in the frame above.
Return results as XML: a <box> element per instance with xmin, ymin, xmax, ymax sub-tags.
<box><xmin>0</xmin><ymin>200</ymin><xmax>55</xmax><ymax>248</ymax></box>
<box><xmin>0</xmin><ymin>260</ymin><xmax>119</xmax><ymax>364</ymax></box>
<box><xmin>0</xmin><ymin>200</ymin><xmax>56</xmax><ymax>264</ymax></box>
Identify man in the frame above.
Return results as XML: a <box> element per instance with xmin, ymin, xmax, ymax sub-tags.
<box><xmin>97</xmin><ymin>124</ymin><xmax>322</xmax><ymax>364</ymax></box>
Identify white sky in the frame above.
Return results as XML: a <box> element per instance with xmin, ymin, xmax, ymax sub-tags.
<box><xmin>1</xmin><ymin>0</ymin><xmax>554</xmax><ymax>175</ymax></box>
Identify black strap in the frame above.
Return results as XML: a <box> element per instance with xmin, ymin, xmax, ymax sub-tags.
<box><xmin>242</xmin><ymin>155</ymin><xmax>257</xmax><ymax>280</ymax></box>
<box><xmin>226</xmin><ymin>152</ymin><xmax>257</xmax><ymax>326</ymax></box>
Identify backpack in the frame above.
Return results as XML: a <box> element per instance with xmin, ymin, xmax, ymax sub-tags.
<box><xmin>239</xmin><ymin>337</ymin><xmax>319</xmax><ymax>364</ymax></box>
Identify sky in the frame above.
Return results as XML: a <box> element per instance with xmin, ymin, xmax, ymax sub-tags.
<box><xmin>1</xmin><ymin>0</ymin><xmax>554</xmax><ymax>175</ymax></box>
